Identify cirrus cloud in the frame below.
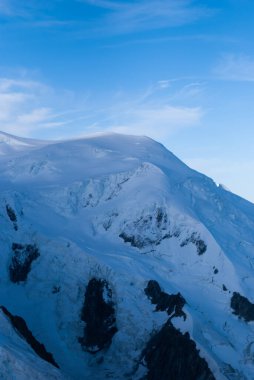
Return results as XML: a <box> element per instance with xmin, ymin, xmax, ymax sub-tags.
<box><xmin>214</xmin><ymin>53</ymin><xmax>254</xmax><ymax>82</ymax></box>
<box><xmin>79</xmin><ymin>0</ymin><xmax>214</xmax><ymax>35</ymax></box>
<box><xmin>0</xmin><ymin>75</ymin><xmax>79</xmax><ymax>137</ymax></box>
<box><xmin>0</xmin><ymin>73</ymin><xmax>204</xmax><ymax>141</ymax></box>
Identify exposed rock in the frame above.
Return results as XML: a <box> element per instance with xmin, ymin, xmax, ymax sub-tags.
<box><xmin>142</xmin><ymin>282</ymin><xmax>215</xmax><ymax>379</ymax></box>
<box><xmin>180</xmin><ymin>233</ymin><xmax>207</xmax><ymax>255</ymax></box>
<box><xmin>231</xmin><ymin>292</ymin><xmax>254</xmax><ymax>322</ymax></box>
<box><xmin>118</xmin><ymin>207</ymin><xmax>173</xmax><ymax>249</ymax></box>
<box><xmin>119</xmin><ymin>232</ymin><xmax>155</xmax><ymax>249</ymax></box>
<box><xmin>6</xmin><ymin>204</ymin><xmax>17</xmax><ymax>222</ymax></box>
<box><xmin>79</xmin><ymin>278</ymin><xmax>117</xmax><ymax>354</ymax></box>
<box><xmin>156</xmin><ymin>207</ymin><xmax>168</xmax><ymax>229</ymax></box>
<box><xmin>119</xmin><ymin>228</ymin><xmax>176</xmax><ymax>249</ymax></box>
<box><xmin>145</xmin><ymin>280</ymin><xmax>186</xmax><ymax>319</ymax></box>
<box><xmin>0</xmin><ymin>306</ymin><xmax>59</xmax><ymax>368</ymax></box>
<box><xmin>141</xmin><ymin>320</ymin><xmax>215</xmax><ymax>380</ymax></box>
<box><xmin>9</xmin><ymin>243</ymin><xmax>40</xmax><ymax>283</ymax></box>
<box><xmin>223</xmin><ymin>284</ymin><xmax>228</xmax><ymax>291</ymax></box>
<box><xmin>52</xmin><ymin>285</ymin><xmax>61</xmax><ymax>294</ymax></box>
<box><xmin>6</xmin><ymin>204</ymin><xmax>18</xmax><ymax>230</ymax></box>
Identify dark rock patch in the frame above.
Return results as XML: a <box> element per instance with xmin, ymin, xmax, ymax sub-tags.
<box><xmin>6</xmin><ymin>204</ymin><xmax>18</xmax><ymax>230</ymax></box>
<box><xmin>223</xmin><ymin>284</ymin><xmax>228</xmax><ymax>291</ymax></box>
<box><xmin>52</xmin><ymin>285</ymin><xmax>61</xmax><ymax>294</ymax></box>
<box><xmin>119</xmin><ymin>208</ymin><xmax>174</xmax><ymax>249</ymax></box>
<box><xmin>145</xmin><ymin>280</ymin><xmax>186</xmax><ymax>320</ymax></box>
<box><xmin>196</xmin><ymin>239</ymin><xmax>207</xmax><ymax>255</ymax></box>
<box><xmin>79</xmin><ymin>278</ymin><xmax>117</xmax><ymax>354</ymax></box>
<box><xmin>0</xmin><ymin>306</ymin><xmax>59</xmax><ymax>368</ymax></box>
<box><xmin>156</xmin><ymin>208</ymin><xmax>168</xmax><ymax>229</ymax></box>
<box><xmin>9</xmin><ymin>243</ymin><xmax>40</xmax><ymax>283</ymax></box>
<box><xmin>119</xmin><ymin>230</ymin><xmax>177</xmax><ymax>249</ymax></box>
<box><xmin>231</xmin><ymin>292</ymin><xmax>254</xmax><ymax>322</ymax></box>
<box><xmin>140</xmin><ymin>320</ymin><xmax>215</xmax><ymax>380</ymax></box>
<box><xmin>119</xmin><ymin>232</ymin><xmax>155</xmax><ymax>249</ymax></box>
<box><xmin>180</xmin><ymin>233</ymin><xmax>207</xmax><ymax>255</ymax></box>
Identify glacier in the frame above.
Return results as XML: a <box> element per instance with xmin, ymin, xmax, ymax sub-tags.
<box><xmin>0</xmin><ymin>131</ymin><xmax>254</xmax><ymax>379</ymax></box>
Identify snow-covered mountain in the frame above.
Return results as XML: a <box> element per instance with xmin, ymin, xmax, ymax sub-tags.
<box><xmin>0</xmin><ymin>131</ymin><xmax>254</xmax><ymax>379</ymax></box>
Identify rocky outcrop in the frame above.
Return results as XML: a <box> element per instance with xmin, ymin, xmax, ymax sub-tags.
<box><xmin>79</xmin><ymin>278</ymin><xmax>117</xmax><ymax>354</ymax></box>
<box><xmin>6</xmin><ymin>204</ymin><xmax>18</xmax><ymax>230</ymax></box>
<box><xmin>141</xmin><ymin>320</ymin><xmax>215</xmax><ymax>380</ymax></box>
<box><xmin>118</xmin><ymin>208</ymin><xmax>206</xmax><ymax>255</ymax></box>
<box><xmin>180</xmin><ymin>232</ymin><xmax>207</xmax><ymax>255</ymax></box>
<box><xmin>145</xmin><ymin>280</ymin><xmax>186</xmax><ymax>319</ymax></box>
<box><xmin>119</xmin><ymin>232</ymin><xmax>156</xmax><ymax>249</ymax></box>
<box><xmin>142</xmin><ymin>280</ymin><xmax>214</xmax><ymax>379</ymax></box>
<box><xmin>118</xmin><ymin>207</ymin><xmax>174</xmax><ymax>249</ymax></box>
<box><xmin>0</xmin><ymin>306</ymin><xmax>59</xmax><ymax>368</ymax></box>
<box><xmin>231</xmin><ymin>292</ymin><xmax>254</xmax><ymax>322</ymax></box>
<box><xmin>9</xmin><ymin>243</ymin><xmax>40</xmax><ymax>283</ymax></box>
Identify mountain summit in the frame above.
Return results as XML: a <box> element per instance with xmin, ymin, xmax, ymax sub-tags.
<box><xmin>0</xmin><ymin>132</ymin><xmax>254</xmax><ymax>380</ymax></box>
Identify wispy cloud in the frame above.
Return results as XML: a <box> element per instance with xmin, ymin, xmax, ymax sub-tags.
<box><xmin>109</xmin><ymin>104</ymin><xmax>203</xmax><ymax>141</ymax></box>
<box><xmin>0</xmin><ymin>74</ymin><xmax>84</xmax><ymax>137</ymax></box>
<box><xmin>0</xmin><ymin>0</ymin><xmax>35</xmax><ymax>18</ymax></box>
<box><xmin>81</xmin><ymin>0</ymin><xmax>213</xmax><ymax>35</ymax></box>
<box><xmin>82</xmin><ymin>81</ymin><xmax>204</xmax><ymax>142</ymax></box>
<box><xmin>157</xmin><ymin>80</ymin><xmax>171</xmax><ymax>89</ymax></box>
<box><xmin>102</xmin><ymin>33</ymin><xmax>238</xmax><ymax>49</ymax></box>
<box><xmin>0</xmin><ymin>0</ymin><xmax>214</xmax><ymax>35</ymax></box>
<box><xmin>0</xmin><ymin>92</ymin><xmax>30</xmax><ymax>121</ymax></box>
<box><xmin>16</xmin><ymin>107</ymin><xmax>52</xmax><ymax>124</ymax></box>
<box><xmin>29</xmin><ymin>20</ymin><xmax>74</xmax><ymax>28</ymax></box>
<box><xmin>0</xmin><ymin>78</ymin><xmax>48</xmax><ymax>92</ymax></box>
<box><xmin>214</xmin><ymin>53</ymin><xmax>254</xmax><ymax>82</ymax></box>
<box><xmin>171</xmin><ymin>82</ymin><xmax>205</xmax><ymax>100</ymax></box>
<box><xmin>0</xmin><ymin>1</ymin><xmax>73</xmax><ymax>29</ymax></box>
<box><xmin>0</xmin><ymin>73</ymin><xmax>204</xmax><ymax>141</ymax></box>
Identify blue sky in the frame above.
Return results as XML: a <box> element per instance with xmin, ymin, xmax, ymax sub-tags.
<box><xmin>1</xmin><ymin>0</ymin><xmax>254</xmax><ymax>202</ymax></box>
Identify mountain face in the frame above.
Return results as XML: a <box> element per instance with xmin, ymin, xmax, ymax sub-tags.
<box><xmin>0</xmin><ymin>131</ymin><xmax>254</xmax><ymax>379</ymax></box>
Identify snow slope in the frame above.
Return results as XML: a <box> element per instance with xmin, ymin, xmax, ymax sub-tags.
<box><xmin>0</xmin><ymin>131</ymin><xmax>254</xmax><ymax>379</ymax></box>
<box><xmin>0</xmin><ymin>309</ymin><xmax>65</xmax><ymax>380</ymax></box>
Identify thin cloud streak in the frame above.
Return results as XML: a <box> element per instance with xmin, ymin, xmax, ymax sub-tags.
<box><xmin>0</xmin><ymin>75</ymin><xmax>87</xmax><ymax>136</ymax></box>
<box><xmin>102</xmin><ymin>33</ymin><xmax>238</xmax><ymax>49</ymax></box>
<box><xmin>0</xmin><ymin>74</ymin><xmax>204</xmax><ymax>140</ymax></box>
<box><xmin>84</xmin><ymin>82</ymin><xmax>204</xmax><ymax>142</ymax></box>
<box><xmin>0</xmin><ymin>0</ymin><xmax>215</xmax><ymax>36</ymax></box>
<box><xmin>0</xmin><ymin>1</ymin><xmax>74</xmax><ymax>30</ymax></box>
<box><xmin>214</xmin><ymin>53</ymin><xmax>254</xmax><ymax>82</ymax></box>
<box><xmin>0</xmin><ymin>0</ymin><xmax>35</xmax><ymax>18</ymax></box>
<box><xmin>108</xmin><ymin>105</ymin><xmax>203</xmax><ymax>141</ymax></box>
<box><xmin>28</xmin><ymin>20</ymin><xmax>74</xmax><ymax>28</ymax></box>
<box><xmin>81</xmin><ymin>0</ymin><xmax>214</xmax><ymax>35</ymax></box>
<box><xmin>0</xmin><ymin>78</ymin><xmax>49</xmax><ymax>92</ymax></box>
<box><xmin>84</xmin><ymin>0</ymin><xmax>125</xmax><ymax>10</ymax></box>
